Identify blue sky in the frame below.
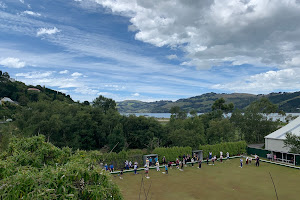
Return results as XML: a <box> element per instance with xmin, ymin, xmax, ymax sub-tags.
<box><xmin>1</xmin><ymin>0</ymin><xmax>300</xmax><ymax>102</ymax></box>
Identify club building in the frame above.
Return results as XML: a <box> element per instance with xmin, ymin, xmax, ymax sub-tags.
<box><xmin>264</xmin><ymin>116</ymin><xmax>300</xmax><ymax>165</ymax></box>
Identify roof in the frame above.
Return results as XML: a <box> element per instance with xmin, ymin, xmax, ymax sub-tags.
<box><xmin>1</xmin><ymin>97</ymin><xmax>14</xmax><ymax>103</ymax></box>
<box><xmin>265</xmin><ymin>116</ymin><xmax>300</xmax><ymax>140</ymax></box>
<box><xmin>28</xmin><ymin>88</ymin><xmax>40</xmax><ymax>92</ymax></box>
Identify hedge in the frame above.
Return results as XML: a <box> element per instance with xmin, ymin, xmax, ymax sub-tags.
<box><xmin>153</xmin><ymin>146</ymin><xmax>192</xmax><ymax>162</ymax></box>
<box><xmin>199</xmin><ymin>141</ymin><xmax>247</xmax><ymax>158</ymax></box>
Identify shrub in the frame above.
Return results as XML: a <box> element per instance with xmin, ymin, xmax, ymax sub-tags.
<box><xmin>153</xmin><ymin>146</ymin><xmax>192</xmax><ymax>162</ymax></box>
<box><xmin>199</xmin><ymin>141</ymin><xmax>247</xmax><ymax>158</ymax></box>
<box><xmin>0</xmin><ymin>135</ymin><xmax>123</xmax><ymax>199</ymax></box>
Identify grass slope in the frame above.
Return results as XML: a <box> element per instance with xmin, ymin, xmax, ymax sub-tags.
<box><xmin>113</xmin><ymin>159</ymin><xmax>300</xmax><ymax>200</ymax></box>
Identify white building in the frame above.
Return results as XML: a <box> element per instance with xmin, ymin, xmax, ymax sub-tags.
<box><xmin>265</xmin><ymin>116</ymin><xmax>300</xmax><ymax>164</ymax></box>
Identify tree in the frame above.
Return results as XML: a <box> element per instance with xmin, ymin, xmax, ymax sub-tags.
<box><xmin>92</xmin><ymin>95</ymin><xmax>116</xmax><ymax>114</ymax></box>
<box><xmin>284</xmin><ymin>132</ymin><xmax>300</xmax><ymax>154</ymax></box>
<box><xmin>107</xmin><ymin>124</ymin><xmax>125</xmax><ymax>152</ymax></box>
<box><xmin>206</xmin><ymin>119</ymin><xmax>237</xmax><ymax>144</ymax></box>
<box><xmin>211</xmin><ymin>98</ymin><xmax>234</xmax><ymax>113</ymax></box>
<box><xmin>2</xmin><ymin>72</ymin><xmax>10</xmax><ymax>79</ymax></box>
<box><xmin>230</xmin><ymin>99</ymin><xmax>279</xmax><ymax>143</ymax></box>
<box><xmin>170</xmin><ymin>106</ymin><xmax>187</xmax><ymax>120</ymax></box>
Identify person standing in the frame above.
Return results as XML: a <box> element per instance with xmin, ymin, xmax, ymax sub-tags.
<box><xmin>156</xmin><ymin>161</ymin><xmax>160</xmax><ymax>171</ymax></box>
<box><xmin>134</xmin><ymin>162</ymin><xmax>138</xmax><ymax>174</ymax></box>
<box><xmin>149</xmin><ymin>157</ymin><xmax>153</xmax><ymax>166</ymax></box>
<box><xmin>209</xmin><ymin>152</ymin><xmax>212</xmax><ymax>159</ymax></box>
<box><xmin>198</xmin><ymin>159</ymin><xmax>202</xmax><ymax>168</ymax></box>
<box><xmin>226</xmin><ymin>152</ymin><xmax>230</xmax><ymax>160</ymax></box>
<box><xmin>145</xmin><ymin>164</ymin><xmax>149</xmax><ymax>178</ymax></box>
<box><xmin>246</xmin><ymin>157</ymin><xmax>249</xmax><ymax>165</ymax></box>
<box><xmin>146</xmin><ymin>157</ymin><xmax>150</xmax><ymax>168</ymax></box>
<box><xmin>240</xmin><ymin>158</ymin><xmax>243</xmax><ymax>168</ymax></box>
<box><xmin>162</xmin><ymin>156</ymin><xmax>166</xmax><ymax>165</ymax></box>
<box><xmin>165</xmin><ymin>164</ymin><xmax>168</xmax><ymax>174</ymax></box>
<box><xmin>206</xmin><ymin>157</ymin><xmax>209</xmax><ymax>164</ymax></box>
<box><xmin>220</xmin><ymin>155</ymin><xmax>223</xmax><ymax>163</ymax></box>
<box><xmin>256</xmin><ymin>156</ymin><xmax>260</xmax><ymax>167</ymax></box>
<box><xmin>191</xmin><ymin>157</ymin><xmax>195</xmax><ymax>167</ymax></box>
<box><xmin>110</xmin><ymin>164</ymin><xmax>114</xmax><ymax>172</ymax></box>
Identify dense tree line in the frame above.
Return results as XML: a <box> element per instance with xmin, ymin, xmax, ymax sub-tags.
<box><xmin>1</xmin><ymin>96</ymin><xmax>280</xmax><ymax>152</ymax></box>
<box><xmin>0</xmin><ymin>71</ymin><xmax>282</xmax><ymax>152</ymax></box>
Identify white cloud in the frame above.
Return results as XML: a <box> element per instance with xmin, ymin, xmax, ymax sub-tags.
<box><xmin>22</xmin><ymin>10</ymin><xmax>41</xmax><ymax>17</ymax></box>
<box><xmin>212</xmin><ymin>68</ymin><xmax>300</xmax><ymax>93</ymax></box>
<box><xmin>93</xmin><ymin>0</ymin><xmax>300</xmax><ymax>69</ymax></box>
<box><xmin>19</xmin><ymin>0</ymin><xmax>25</xmax><ymax>4</ymax></box>
<box><xmin>132</xmin><ymin>92</ymin><xmax>140</xmax><ymax>97</ymax></box>
<box><xmin>0</xmin><ymin>1</ymin><xmax>7</xmax><ymax>9</ymax></box>
<box><xmin>74</xmin><ymin>86</ymin><xmax>98</xmax><ymax>95</ymax></box>
<box><xmin>167</xmin><ymin>54</ymin><xmax>178</xmax><ymax>60</ymax></box>
<box><xmin>37</xmin><ymin>27</ymin><xmax>60</xmax><ymax>36</ymax></box>
<box><xmin>16</xmin><ymin>71</ymin><xmax>53</xmax><ymax>79</ymax></box>
<box><xmin>0</xmin><ymin>57</ymin><xmax>26</xmax><ymax>68</ymax></box>
<box><xmin>59</xmin><ymin>70</ymin><xmax>69</xmax><ymax>74</ymax></box>
<box><xmin>71</xmin><ymin>72</ymin><xmax>83</xmax><ymax>77</ymax></box>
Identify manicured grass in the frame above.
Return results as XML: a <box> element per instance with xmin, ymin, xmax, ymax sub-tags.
<box><xmin>112</xmin><ymin>159</ymin><xmax>300</xmax><ymax>200</ymax></box>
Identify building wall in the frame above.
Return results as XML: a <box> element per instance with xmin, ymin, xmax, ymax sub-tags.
<box><xmin>265</xmin><ymin>138</ymin><xmax>290</xmax><ymax>152</ymax></box>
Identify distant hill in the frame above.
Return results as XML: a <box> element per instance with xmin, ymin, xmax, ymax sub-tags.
<box><xmin>117</xmin><ymin>92</ymin><xmax>300</xmax><ymax>113</ymax></box>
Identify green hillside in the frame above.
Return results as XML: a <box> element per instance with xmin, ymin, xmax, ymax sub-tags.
<box><xmin>0</xmin><ymin>70</ymin><xmax>74</xmax><ymax>106</ymax></box>
<box><xmin>117</xmin><ymin>92</ymin><xmax>300</xmax><ymax>113</ymax></box>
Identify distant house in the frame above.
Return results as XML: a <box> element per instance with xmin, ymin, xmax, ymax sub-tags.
<box><xmin>28</xmin><ymin>88</ymin><xmax>41</xmax><ymax>92</ymax></box>
<box><xmin>0</xmin><ymin>97</ymin><xmax>18</xmax><ymax>105</ymax></box>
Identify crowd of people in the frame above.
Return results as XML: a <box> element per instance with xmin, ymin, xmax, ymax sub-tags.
<box><xmin>105</xmin><ymin>152</ymin><xmax>261</xmax><ymax>179</ymax></box>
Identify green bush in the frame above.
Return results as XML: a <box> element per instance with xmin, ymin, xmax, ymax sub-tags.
<box><xmin>153</xmin><ymin>146</ymin><xmax>192</xmax><ymax>162</ymax></box>
<box><xmin>199</xmin><ymin>141</ymin><xmax>247</xmax><ymax>158</ymax></box>
<box><xmin>0</xmin><ymin>135</ymin><xmax>123</xmax><ymax>199</ymax></box>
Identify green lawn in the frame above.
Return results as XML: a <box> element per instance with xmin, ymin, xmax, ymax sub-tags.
<box><xmin>112</xmin><ymin>159</ymin><xmax>300</xmax><ymax>200</ymax></box>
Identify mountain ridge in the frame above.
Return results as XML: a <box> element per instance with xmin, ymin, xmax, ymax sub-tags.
<box><xmin>117</xmin><ymin>92</ymin><xmax>300</xmax><ymax>113</ymax></box>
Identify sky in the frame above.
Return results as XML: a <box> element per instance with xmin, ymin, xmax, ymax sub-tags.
<box><xmin>1</xmin><ymin>0</ymin><xmax>300</xmax><ymax>102</ymax></box>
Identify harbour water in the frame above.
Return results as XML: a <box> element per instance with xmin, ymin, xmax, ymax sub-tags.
<box><xmin>122</xmin><ymin>113</ymin><xmax>300</xmax><ymax>122</ymax></box>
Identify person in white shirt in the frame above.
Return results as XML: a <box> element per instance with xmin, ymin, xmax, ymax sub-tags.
<box><xmin>156</xmin><ymin>161</ymin><xmax>160</xmax><ymax>171</ymax></box>
<box><xmin>226</xmin><ymin>152</ymin><xmax>229</xmax><ymax>160</ymax></box>
<box><xmin>240</xmin><ymin>158</ymin><xmax>243</xmax><ymax>168</ymax></box>
<box><xmin>134</xmin><ymin>163</ymin><xmax>138</xmax><ymax>174</ymax></box>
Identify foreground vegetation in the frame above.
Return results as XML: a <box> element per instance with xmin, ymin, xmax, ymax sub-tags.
<box><xmin>0</xmin><ymin>135</ymin><xmax>122</xmax><ymax>199</ymax></box>
<box><xmin>113</xmin><ymin>159</ymin><xmax>300</xmax><ymax>200</ymax></box>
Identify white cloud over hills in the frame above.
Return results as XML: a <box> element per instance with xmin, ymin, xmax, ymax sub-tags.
<box><xmin>92</xmin><ymin>0</ymin><xmax>300</xmax><ymax>69</ymax></box>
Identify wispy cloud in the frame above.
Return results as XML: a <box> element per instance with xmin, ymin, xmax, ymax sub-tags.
<box><xmin>0</xmin><ymin>1</ymin><xmax>7</xmax><ymax>9</ymax></box>
<box><xmin>71</xmin><ymin>72</ymin><xmax>83</xmax><ymax>77</ymax></box>
<box><xmin>0</xmin><ymin>57</ymin><xmax>26</xmax><ymax>68</ymax></box>
<box><xmin>22</xmin><ymin>10</ymin><xmax>41</xmax><ymax>17</ymax></box>
<box><xmin>167</xmin><ymin>54</ymin><xmax>178</xmax><ymax>60</ymax></box>
<box><xmin>16</xmin><ymin>71</ymin><xmax>53</xmax><ymax>79</ymax></box>
<box><xmin>59</xmin><ymin>70</ymin><xmax>69</xmax><ymax>74</ymax></box>
<box><xmin>37</xmin><ymin>27</ymin><xmax>60</xmax><ymax>36</ymax></box>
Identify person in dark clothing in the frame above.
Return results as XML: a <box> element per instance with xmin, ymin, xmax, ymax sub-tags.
<box><xmin>206</xmin><ymin>157</ymin><xmax>209</xmax><ymax>164</ymax></box>
<box><xmin>198</xmin><ymin>160</ymin><xmax>202</xmax><ymax>168</ymax></box>
<box><xmin>256</xmin><ymin>156</ymin><xmax>260</xmax><ymax>167</ymax></box>
<box><xmin>162</xmin><ymin>156</ymin><xmax>166</xmax><ymax>165</ymax></box>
